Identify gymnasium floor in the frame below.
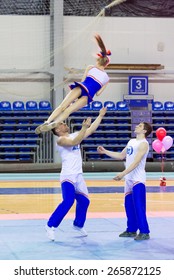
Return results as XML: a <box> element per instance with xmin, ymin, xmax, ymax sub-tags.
<box><xmin>0</xmin><ymin>172</ymin><xmax>174</xmax><ymax>260</ymax></box>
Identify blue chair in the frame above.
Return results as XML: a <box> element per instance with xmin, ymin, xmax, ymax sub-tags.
<box><xmin>91</xmin><ymin>133</ymin><xmax>104</xmax><ymax>138</ymax></box>
<box><xmin>2</xmin><ymin>126</ymin><xmax>15</xmax><ymax>131</ymax></box>
<box><xmin>19</xmin><ymin>147</ymin><xmax>32</xmax><ymax>152</ymax></box>
<box><xmin>0</xmin><ymin>101</ymin><xmax>12</xmax><ymax>111</ymax></box>
<box><xmin>71</xmin><ymin>116</ymin><xmax>83</xmax><ymax>123</ymax></box>
<box><xmin>87</xmin><ymin>154</ymin><xmax>101</xmax><ymax>160</ymax></box>
<box><xmin>82</xmin><ymin>139</ymin><xmax>96</xmax><ymax>145</ymax></box>
<box><xmin>13</xmin><ymin>140</ymin><xmax>24</xmax><ymax>146</ymax></box>
<box><xmin>37</xmin><ymin>112</ymin><xmax>50</xmax><ymax>118</ymax></box>
<box><xmin>105</xmin><ymin>133</ymin><xmax>115</xmax><ymax>139</ymax></box>
<box><xmin>4</xmin><ymin>155</ymin><xmax>18</xmax><ymax>161</ymax></box>
<box><xmin>104</xmin><ymin>101</ymin><xmax>116</xmax><ymax>110</ymax></box>
<box><xmin>25</xmin><ymin>140</ymin><xmax>37</xmax><ymax>145</ymax></box>
<box><xmin>4</xmin><ymin>148</ymin><xmax>16</xmax><ymax>153</ymax></box>
<box><xmin>117</xmin><ymin>125</ymin><xmax>130</xmax><ymax>131</ymax></box>
<box><xmin>14</xmin><ymin>133</ymin><xmax>26</xmax><ymax>138</ymax></box>
<box><xmin>107</xmin><ymin>139</ymin><xmax>118</xmax><ymax>145</ymax></box>
<box><xmin>85</xmin><ymin>147</ymin><xmax>97</xmax><ymax>152</ymax></box>
<box><xmin>80</xmin><ymin>104</ymin><xmax>91</xmax><ymax>110</ymax></box>
<box><xmin>95</xmin><ymin>139</ymin><xmax>108</xmax><ymax>145</ymax></box>
<box><xmin>0</xmin><ymin>141</ymin><xmax>12</xmax><ymax>146</ymax></box>
<box><xmin>1</xmin><ymin>134</ymin><xmax>13</xmax><ymax>139</ymax></box>
<box><xmin>39</xmin><ymin>101</ymin><xmax>52</xmax><ymax>110</ymax></box>
<box><xmin>32</xmin><ymin>120</ymin><xmax>43</xmax><ymax>125</ymax></box>
<box><xmin>103</xmin><ymin>125</ymin><xmax>115</xmax><ymax>131</ymax></box>
<box><xmin>152</xmin><ymin>101</ymin><xmax>164</xmax><ymax>110</ymax></box>
<box><xmin>116</xmin><ymin>101</ymin><xmax>129</xmax><ymax>111</ymax></box>
<box><xmin>4</xmin><ymin>120</ymin><xmax>16</xmax><ymax>125</ymax></box>
<box><xmin>26</xmin><ymin>134</ymin><xmax>39</xmax><ymax>139</ymax></box>
<box><xmin>117</xmin><ymin>119</ymin><xmax>130</xmax><ymax>124</ymax></box>
<box><xmin>16</xmin><ymin>126</ymin><xmax>29</xmax><ymax>131</ymax></box>
<box><xmin>91</xmin><ymin>101</ymin><xmax>103</xmax><ymax>111</ymax></box>
<box><xmin>13</xmin><ymin>101</ymin><xmax>25</xmax><ymax>111</ymax></box>
<box><xmin>18</xmin><ymin>120</ymin><xmax>30</xmax><ymax>124</ymax></box>
<box><xmin>117</xmin><ymin>133</ymin><xmax>130</xmax><ymax>138</ymax></box>
<box><xmin>18</xmin><ymin>155</ymin><xmax>32</xmax><ymax>161</ymax></box>
<box><xmin>26</xmin><ymin>101</ymin><xmax>38</xmax><ymax>111</ymax></box>
<box><xmin>102</xmin><ymin>119</ymin><xmax>115</xmax><ymax>124</ymax></box>
<box><xmin>164</xmin><ymin>101</ymin><xmax>174</xmax><ymax>111</ymax></box>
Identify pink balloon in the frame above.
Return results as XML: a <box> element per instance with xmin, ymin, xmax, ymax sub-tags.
<box><xmin>161</xmin><ymin>146</ymin><xmax>166</xmax><ymax>153</ymax></box>
<box><xmin>162</xmin><ymin>136</ymin><xmax>173</xmax><ymax>151</ymax></box>
<box><xmin>152</xmin><ymin>139</ymin><xmax>163</xmax><ymax>153</ymax></box>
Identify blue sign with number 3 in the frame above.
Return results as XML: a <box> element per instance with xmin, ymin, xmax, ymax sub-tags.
<box><xmin>129</xmin><ymin>76</ymin><xmax>148</xmax><ymax>95</ymax></box>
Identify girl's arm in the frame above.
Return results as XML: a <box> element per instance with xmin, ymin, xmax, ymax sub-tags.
<box><xmin>96</xmin><ymin>83</ymin><xmax>108</xmax><ymax>96</ymax></box>
<box><xmin>81</xmin><ymin>65</ymin><xmax>93</xmax><ymax>82</ymax></box>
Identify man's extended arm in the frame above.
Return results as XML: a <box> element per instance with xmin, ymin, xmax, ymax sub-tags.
<box><xmin>57</xmin><ymin>118</ymin><xmax>91</xmax><ymax>146</ymax></box>
<box><xmin>83</xmin><ymin>107</ymin><xmax>107</xmax><ymax>138</ymax></box>
<box><xmin>97</xmin><ymin>146</ymin><xmax>127</xmax><ymax>160</ymax></box>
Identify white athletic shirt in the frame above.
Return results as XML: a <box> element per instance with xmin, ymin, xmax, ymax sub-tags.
<box><xmin>125</xmin><ymin>138</ymin><xmax>149</xmax><ymax>183</ymax></box>
<box><xmin>87</xmin><ymin>67</ymin><xmax>109</xmax><ymax>86</ymax></box>
<box><xmin>56</xmin><ymin>132</ymin><xmax>82</xmax><ymax>175</ymax></box>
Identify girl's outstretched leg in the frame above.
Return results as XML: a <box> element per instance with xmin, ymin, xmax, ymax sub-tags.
<box><xmin>39</xmin><ymin>96</ymin><xmax>88</xmax><ymax>132</ymax></box>
<box><xmin>35</xmin><ymin>87</ymin><xmax>82</xmax><ymax>134</ymax></box>
<box><xmin>47</xmin><ymin>87</ymin><xmax>82</xmax><ymax>123</ymax></box>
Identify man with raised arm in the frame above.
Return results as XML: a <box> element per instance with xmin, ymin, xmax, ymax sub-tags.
<box><xmin>45</xmin><ymin>107</ymin><xmax>107</xmax><ymax>241</ymax></box>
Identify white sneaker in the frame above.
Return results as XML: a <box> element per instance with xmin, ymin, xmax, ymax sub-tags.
<box><xmin>73</xmin><ymin>225</ymin><xmax>88</xmax><ymax>237</ymax></box>
<box><xmin>35</xmin><ymin>121</ymin><xmax>49</xmax><ymax>134</ymax></box>
<box><xmin>40</xmin><ymin>121</ymin><xmax>57</xmax><ymax>132</ymax></box>
<box><xmin>45</xmin><ymin>225</ymin><xmax>55</xmax><ymax>241</ymax></box>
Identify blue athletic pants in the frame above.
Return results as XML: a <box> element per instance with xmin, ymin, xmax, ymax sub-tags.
<box><xmin>125</xmin><ymin>182</ymin><xmax>150</xmax><ymax>234</ymax></box>
<box><xmin>48</xmin><ymin>181</ymin><xmax>90</xmax><ymax>228</ymax></box>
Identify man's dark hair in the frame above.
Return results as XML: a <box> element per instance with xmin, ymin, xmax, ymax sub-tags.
<box><xmin>51</xmin><ymin>128</ymin><xmax>58</xmax><ymax>136</ymax></box>
<box><xmin>143</xmin><ymin>122</ymin><xmax>152</xmax><ymax>137</ymax></box>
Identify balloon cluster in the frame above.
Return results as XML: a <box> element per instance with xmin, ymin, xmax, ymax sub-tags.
<box><xmin>152</xmin><ymin>127</ymin><xmax>173</xmax><ymax>153</ymax></box>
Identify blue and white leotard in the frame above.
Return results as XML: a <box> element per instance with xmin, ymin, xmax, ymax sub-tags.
<box><xmin>69</xmin><ymin>66</ymin><xmax>109</xmax><ymax>104</ymax></box>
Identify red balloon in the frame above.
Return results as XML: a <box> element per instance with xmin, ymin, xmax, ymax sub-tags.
<box><xmin>156</xmin><ymin>127</ymin><xmax>166</xmax><ymax>141</ymax></box>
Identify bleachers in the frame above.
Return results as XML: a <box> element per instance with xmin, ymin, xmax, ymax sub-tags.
<box><xmin>1</xmin><ymin>100</ymin><xmax>174</xmax><ymax>163</ymax></box>
<box><xmin>0</xmin><ymin>100</ymin><xmax>53</xmax><ymax>163</ymax></box>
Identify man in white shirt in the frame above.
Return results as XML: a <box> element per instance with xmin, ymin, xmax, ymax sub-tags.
<box><xmin>98</xmin><ymin>122</ymin><xmax>152</xmax><ymax>241</ymax></box>
<box><xmin>45</xmin><ymin>107</ymin><xmax>107</xmax><ymax>241</ymax></box>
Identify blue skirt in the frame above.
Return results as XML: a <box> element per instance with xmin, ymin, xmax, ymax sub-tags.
<box><xmin>69</xmin><ymin>77</ymin><xmax>102</xmax><ymax>104</ymax></box>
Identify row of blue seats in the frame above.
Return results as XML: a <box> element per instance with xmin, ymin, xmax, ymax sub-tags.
<box><xmin>0</xmin><ymin>100</ymin><xmax>52</xmax><ymax>111</ymax></box>
<box><xmin>152</xmin><ymin>101</ymin><xmax>174</xmax><ymax>111</ymax></box>
<box><xmin>0</xmin><ymin>139</ymin><xmax>38</xmax><ymax>143</ymax></box>
<box><xmin>81</xmin><ymin>101</ymin><xmax>174</xmax><ymax>111</ymax></box>
<box><xmin>0</xmin><ymin>133</ymin><xmax>38</xmax><ymax>138</ymax></box>
<box><xmin>0</xmin><ymin>100</ymin><xmax>128</xmax><ymax>112</ymax></box>
<box><xmin>1</xmin><ymin>100</ymin><xmax>174</xmax><ymax>112</ymax></box>
<box><xmin>0</xmin><ymin>155</ymin><xmax>32</xmax><ymax>161</ymax></box>
<box><xmin>81</xmin><ymin>101</ymin><xmax>129</xmax><ymax>111</ymax></box>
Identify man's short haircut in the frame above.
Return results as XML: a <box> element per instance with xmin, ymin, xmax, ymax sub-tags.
<box><xmin>143</xmin><ymin>122</ymin><xmax>152</xmax><ymax>137</ymax></box>
<box><xmin>51</xmin><ymin>128</ymin><xmax>58</xmax><ymax>136</ymax></box>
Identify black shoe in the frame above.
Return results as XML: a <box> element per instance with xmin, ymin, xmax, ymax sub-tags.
<box><xmin>134</xmin><ymin>233</ymin><xmax>150</xmax><ymax>241</ymax></box>
<box><xmin>119</xmin><ymin>231</ymin><xmax>137</xmax><ymax>237</ymax></box>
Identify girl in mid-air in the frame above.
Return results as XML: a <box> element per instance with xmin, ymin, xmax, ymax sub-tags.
<box><xmin>35</xmin><ymin>34</ymin><xmax>111</xmax><ymax>134</ymax></box>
